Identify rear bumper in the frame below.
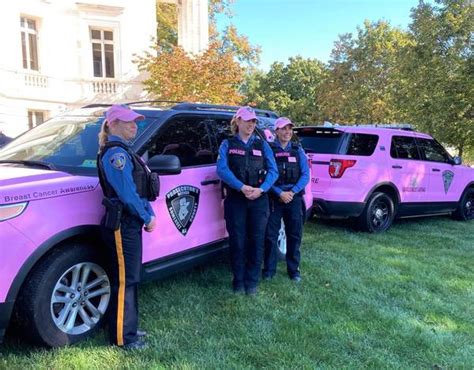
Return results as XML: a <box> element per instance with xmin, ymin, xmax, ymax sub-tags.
<box><xmin>313</xmin><ymin>199</ymin><xmax>365</xmax><ymax>218</ymax></box>
<box><xmin>0</xmin><ymin>301</ymin><xmax>14</xmax><ymax>344</ymax></box>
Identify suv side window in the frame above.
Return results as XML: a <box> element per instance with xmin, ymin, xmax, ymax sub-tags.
<box><xmin>416</xmin><ymin>138</ymin><xmax>451</xmax><ymax>163</ymax></box>
<box><xmin>390</xmin><ymin>136</ymin><xmax>421</xmax><ymax>160</ymax></box>
<box><xmin>207</xmin><ymin>117</ymin><xmax>233</xmax><ymax>160</ymax></box>
<box><xmin>345</xmin><ymin>133</ymin><xmax>378</xmax><ymax>156</ymax></box>
<box><xmin>146</xmin><ymin>115</ymin><xmax>214</xmax><ymax>167</ymax></box>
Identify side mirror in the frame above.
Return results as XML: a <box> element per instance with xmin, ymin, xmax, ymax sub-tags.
<box><xmin>147</xmin><ymin>154</ymin><xmax>181</xmax><ymax>175</ymax></box>
<box><xmin>452</xmin><ymin>156</ymin><xmax>462</xmax><ymax>165</ymax></box>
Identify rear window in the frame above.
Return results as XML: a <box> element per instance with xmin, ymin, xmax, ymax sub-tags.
<box><xmin>295</xmin><ymin>128</ymin><xmax>344</xmax><ymax>154</ymax></box>
<box><xmin>345</xmin><ymin>133</ymin><xmax>378</xmax><ymax>156</ymax></box>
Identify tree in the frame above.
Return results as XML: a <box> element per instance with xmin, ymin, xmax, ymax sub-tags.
<box><xmin>141</xmin><ymin>0</ymin><xmax>260</xmax><ymax>103</ymax></box>
<box><xmin>242</xmin><ymin>56</ymin><xmax>327</xmax><ymax>124</ymax></box>
<box><xmin>137</xmin><ymin>42</ymin><xmax>244</xmax><ymax>104</ymax></box>
<box><xmin>319</xmin><ymin>20</ymin><xmax>411</xmax><ymax>124</ymax></box>
<box><xmin>398</xmin><ymin>0</ymin><xmax>473</xmax><ymax>156</ymax></box>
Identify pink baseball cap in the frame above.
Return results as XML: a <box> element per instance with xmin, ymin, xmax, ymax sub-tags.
<box><xmin>274</xmin><ymin>117</ymin><xmax>293</xmax><ymax>130</ymax></box>
<box><xmin>234</xmin><ymin>106</ymin><xmax>257</xmax><ymax>121</ymax></box>
<box><xmin>105</xmin><ymin>104</ymin><xmax>144</xmax><ymax>124</ymax></box>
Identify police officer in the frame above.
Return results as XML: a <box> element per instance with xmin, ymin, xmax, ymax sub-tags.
<box><xmin>97</xmin><ymin>104</ymin><xmax>157</xmax><ymax>350</ymax></box>
<box><xmin>263</xmin><ymin>117</ymin><xmax>310</xmax><ymax>282</ymax></box>
<box><xmin>217</xmin><ymin>106</ymin><xmax>278</xmax><ymax>296</ymax></box>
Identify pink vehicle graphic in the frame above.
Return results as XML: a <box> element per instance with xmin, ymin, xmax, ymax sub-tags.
<box><xmin>0</xmin><ymin>103</ymin><xmax>313</xmax><ymax>347</ymax></box>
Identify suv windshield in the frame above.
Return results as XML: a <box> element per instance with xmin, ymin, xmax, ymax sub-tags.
<box><xmin>295</xmin><ymin>128</ymin><xmax>344</xmax><ymax>154</ymax></box>
<box><xmin>0</xmin><ymin>115</ymin><xmax>153</xmax><ymax>175</ymax></box>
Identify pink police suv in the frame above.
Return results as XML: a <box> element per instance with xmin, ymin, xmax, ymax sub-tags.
<box><xmin>295</xmin><ymin>124</ymin><xmax>474</xmax><ymax>232</ymax></box>
<box><xmin>0</xmin><ymin>103</ymin><xmax>312</xmax><ymax>347</ymax></box>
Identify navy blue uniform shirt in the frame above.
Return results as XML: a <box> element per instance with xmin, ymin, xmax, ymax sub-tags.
<box><xmin>101</xmin><ymin>135</ymin><xmax>155</xmax><ymax>225</ymax></box>
<box><xmin>270</xmin><ymin>141</ymin><xmax>310</xmax><ymax>196</ymax></box>
<box><xmin>216</xmin><ymin>133</ymin><xmax>278</xmax><ymax>192</ymax></box>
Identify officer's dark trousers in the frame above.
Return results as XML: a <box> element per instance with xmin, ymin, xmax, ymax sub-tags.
<box><xmin>264</xmin><ymin>194</ymin><xmax>303</xmax><ymax>278</ymax></box>
<box><xmin>101</xmin><ymin>213</ymin><xmax>143</xmax><ymax>346</ymax></box>
<box><xmin>224</xmin><ymin>193</ymin><xmax>269</xmax><ymax>290</ymax></box>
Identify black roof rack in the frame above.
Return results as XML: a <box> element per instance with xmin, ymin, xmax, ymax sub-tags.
<box><xmin>171</xmin><ymin>103</ymin><xmax>279</xmax><ymax>118</ymax></box>
<box><xmin>80</xmin><ymin>101</ymin><xmax>279</xmax><ymax>118</ymax></box>
<box><xmin>81</xmin><ymin>100</ymin><xmax>184</xmax><ymax>109</ymax></box>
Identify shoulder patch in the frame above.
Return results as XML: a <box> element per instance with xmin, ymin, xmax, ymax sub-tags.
<box><xmin>110</xmin><ymin>152</ymin><xmax>127</xmax><ymax>170</ymax></box>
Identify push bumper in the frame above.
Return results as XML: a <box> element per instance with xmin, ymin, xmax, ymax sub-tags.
<box><xmin>0</xmin><ymin>301</ymin><xmax>14</xmax><ymax>344</ymax></box>
<box><xmin>313</xmin><ymin>199</ymin><xmax>365</xmax><ymax>219</ymax></box>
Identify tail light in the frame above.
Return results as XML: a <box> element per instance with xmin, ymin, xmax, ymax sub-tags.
<box><xmin>329</xmin><ymin>159</ymin><xmax>356</xmax><ymax>178</ymax></box>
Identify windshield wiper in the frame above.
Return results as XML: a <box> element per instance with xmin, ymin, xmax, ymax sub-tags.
<box><xmin>0</xmin><ymin>160</ymin><xmax>57</xmax><ymax>170</ymax></box>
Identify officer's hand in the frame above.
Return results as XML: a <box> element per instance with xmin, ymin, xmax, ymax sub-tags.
<box><xmin>247</xmin><ymin>187</ymin><xmax>263</xmax><ymax>200</ymax></box>
<box><xmin>144</xmin><ymin>216</ymin><xmax>156</xmax><ymax>232</ymax></box>
<box><xmin>280</xmin><ymin>191</ymin><xmax>293</xmax><ymax>204</ymax></box>
<box><xmin>240</xmin><ymin>185</ymin><xmax>253</xmax><ymax>197</ymax></box>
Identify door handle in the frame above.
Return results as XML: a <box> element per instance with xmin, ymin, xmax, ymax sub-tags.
<box><xmin>432</xmin><ymin>168</ymin><xmax>440</xmax><ymax>172</ymax></box>
<box><xmin>201</xmin><ymin>179</ymin><xmax>220</xmax><ymax>186</ymax></box>
<box><xmin>392</xmin><ymin>165</ymin><xmax>402</xmax><ymax>169</ymax></box>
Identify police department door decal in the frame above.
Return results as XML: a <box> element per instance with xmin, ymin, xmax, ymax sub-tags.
<box><xmin>166</xmin><ymin>185</ymin><xmax>200</xmax><ymax>235</ymax></box>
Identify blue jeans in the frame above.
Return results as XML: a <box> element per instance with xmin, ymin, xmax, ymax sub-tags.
<box><xmin>224</xmin><ymin>193</ymin><xmax>269</xmax><ymax>290</ymax></box>
<box><xmin>264</xmin><ymin>194</ymin><xmax>303</xmax><ymax>278</ymax></box>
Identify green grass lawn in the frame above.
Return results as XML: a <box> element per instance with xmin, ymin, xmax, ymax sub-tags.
<box><xmin>1</xmin><ymin>216</ymin><xmax>473</xmax><ymax>368</ymax></box>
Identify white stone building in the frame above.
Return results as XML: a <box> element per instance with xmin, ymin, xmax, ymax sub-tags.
<box><xmin>0</xmin><ymin>0</ymin><xmax>209</xmax><ymax>137</ymax></box>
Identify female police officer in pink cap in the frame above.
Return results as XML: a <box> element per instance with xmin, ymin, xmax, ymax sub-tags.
<box><xmin>263</xmin><ymin>117</ymin><xmax>309</xmax><ymax>282</ymax></box>
<box><xmin>216</xmin><ymin>106</ymin><xmax>278</xmax><ymax>295</ymax></box>
<box><xmin>97</xmin><ymin>104</ymin><xmax>157</xmax><ymax>350</ymax></box>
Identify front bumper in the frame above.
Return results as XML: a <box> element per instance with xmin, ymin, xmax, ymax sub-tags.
<box><xmin>313</xmin><ymin>199</ymin><xmax>365</xmax><ymax>219</ymax></box>
<box><xmin>0</xmin><ymin>301</ymin><xmax>14</xmax><ymax>344</ymax></box>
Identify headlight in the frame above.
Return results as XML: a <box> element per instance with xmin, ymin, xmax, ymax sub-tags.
<box><xmin>0</xmin><ymin>202</ymin><xmax>28</xmax><ymax>221</ymax></box>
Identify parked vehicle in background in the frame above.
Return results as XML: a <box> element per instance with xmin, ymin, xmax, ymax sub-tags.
<box><xmin>0</xmin><ymin>102</ymin><xmax>312</xmax><ymax>347</ymax></box>
<box><xmin>295</xmin><ymin>124</ymin><xmax>474</xmax><ymax>232</ymax></box>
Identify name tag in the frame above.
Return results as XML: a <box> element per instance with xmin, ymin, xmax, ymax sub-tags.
<box><xmin>252</xmin><ymin>149</ymin><xmax>262</xmax><ymax>156</ymax></box>
<box><xmin>288</xmin><ymin>157</ymin><xmax>297</xmax><ymax>163</ymax></box>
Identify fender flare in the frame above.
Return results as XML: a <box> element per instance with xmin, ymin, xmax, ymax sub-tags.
<box><xmin>6</xmin><ymin>225</ymin><xmax>102</xmax><ymax>303</ymax></box>
<box><xmin>363</xmin><ymin>182</ymin><xmax>401</xmax><ymax>205</ymax></box>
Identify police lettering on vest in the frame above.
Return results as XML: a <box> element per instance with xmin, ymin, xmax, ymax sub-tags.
<box><xmin>271</xmin><ymin>142</ymin><xmax>301</xmax><ymax>186</ymax></box>
<box><xmin>226</xmin><ymin>136</ymin><xmax>267</xmax><ymax>191</ymax></box>
<box><xmin>98</xmin><ymin>141</ymin><xmax>159</xmax><ymax>202</ymax></box>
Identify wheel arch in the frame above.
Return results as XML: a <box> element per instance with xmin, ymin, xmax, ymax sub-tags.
<box><xmin>6</xmin><ymin>225</ymin><xmax>102</xmax><ymax>304</ymax></box>
<box><xmin>364</xmin><ymin>182</ymin><xmax>400</xmax><ymax>206</ymax></box>
<box><xmin>458</xmin><ymin>181</ymin><xmax>474</xmax><ymax>201</ymax></box>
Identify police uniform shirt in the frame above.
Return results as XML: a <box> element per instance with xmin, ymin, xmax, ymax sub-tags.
<box><xmin>270</xmin><ymin>141</ymin><xmax>310</xmax><ymax>196</ymax></box>
<box><xmin>216</xmin><ymin>133</ymin><xmax>278</xmax><ymax>192</ymax></box>
<box><xmin>102</xmin><ymin>135</ymin><xmax>155</xmax><ymax>225</ymax></box>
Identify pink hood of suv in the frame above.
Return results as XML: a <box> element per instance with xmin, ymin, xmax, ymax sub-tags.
<box><xmin>0</xmin><ymin>166</ymin><xmax>98</xmax><ymax>205</ymax></box>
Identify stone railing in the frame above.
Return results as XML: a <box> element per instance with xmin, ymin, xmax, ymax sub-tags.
<box><xmin>91</xmin><ymin>80</ymin><xmax>120</xmax><ymax>94</ymax></box>
<box><xmin>24</xmin><ymin>73</ymin><xmax>48</xmax><ymax>88</ymax></box>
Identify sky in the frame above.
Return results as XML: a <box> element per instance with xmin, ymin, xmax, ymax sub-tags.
<box><xmin>217</xmin><ymin>0</ymin><xmax>426</xmax><ymax>70</ymax></box>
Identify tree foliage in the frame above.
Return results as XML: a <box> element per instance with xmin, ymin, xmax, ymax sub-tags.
<box><xmin>137</xmin><ymin>41</ymin><xmax>243</xmax><ymax>104</ymax></box>
<box><xmin>144</xmin><ymin>0</ymin><xmax>259</xmax><ymax>103</ymax></box>
<box><xmin>398</xmin><ymin>0</ymin><xmax>473</xmax><ymax>156</ymax></box>
<box><xmin>319</xmin><ymin>20</ymin><xmax>412</xmax><ymax>124</ymax></box>
<box><xmin>242</xmin><ymin>56</ymin><xmax>327</xmax><ymax>124</ymax></box>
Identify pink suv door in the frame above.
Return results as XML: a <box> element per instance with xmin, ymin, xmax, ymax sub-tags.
<box><xmin>389</xmin><ymin>135</ymin><xmax>429</xmax><ymax>202</ymax></box>
<box><xmin>141</xmin><ymin>116</ymin><xmax>226</xmax><ymax>262</ymax></box>
<box><xmin>416</xmin><ymin>138</ymin><xmax>460</xmax><ymax>202</ymax></box>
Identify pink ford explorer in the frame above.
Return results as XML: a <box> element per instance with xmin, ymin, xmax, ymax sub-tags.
<box><xmin>0</xmin><ymin>102</ymin><xmax>313</xmax><ymax>347</ymax></box>
<box><xmin>295</xmin><ymin>124</ymin><xmax>474</xmax><ymax>232</ymax></box>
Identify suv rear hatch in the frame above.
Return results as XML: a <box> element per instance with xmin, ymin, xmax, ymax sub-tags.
<box><xmin>294</xmin><ymin>127</ymin><xmax>346</xmax><ymax>194</ymax></box>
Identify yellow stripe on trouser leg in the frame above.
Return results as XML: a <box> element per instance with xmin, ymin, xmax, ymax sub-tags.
<box><xmin>114</xmin><ymin>228</ymin><xmax>126</xmax><ymax>346</ymax></box>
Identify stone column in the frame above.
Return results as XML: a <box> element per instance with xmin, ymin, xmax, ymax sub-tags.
<box><xmin>177</xmin><ymin>0</ymin><xmax>209</xmax><ymax>54</ymax></box>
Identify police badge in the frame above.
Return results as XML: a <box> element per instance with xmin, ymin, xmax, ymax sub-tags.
<box><xmin>166</xmin><ymin>185</ymin><xmax>200</xmax><ymax>235</ymax></box>
<box><xmin>442</xmin><ymin>170</ymin><xmax>454</xmax><ymax>194</ymax></box>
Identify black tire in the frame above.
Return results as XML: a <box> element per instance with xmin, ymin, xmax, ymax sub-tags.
<box><xmin>358</xmin><ymin>192</ymin><xmax>395</xmax><ymax>233</ymax></box>
<box><xmin>16</xmin><ymin>242</ymin><xmax>111</xmax><ymax>347</ymax></box>
<box><xmin>453</xmin><ymin>187</ymin><xmax>474</xmax><ymax>221</ymax></box>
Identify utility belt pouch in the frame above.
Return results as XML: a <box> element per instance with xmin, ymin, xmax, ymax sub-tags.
<box><xmin>148</xmin><ymin>172</ymin><xmax>160</xmax><ymax>201</ymax></box>
<box><xmin>102</xmin><ymin>197</ymin><xmax>123</xmax><ymax>230</ymax></box>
